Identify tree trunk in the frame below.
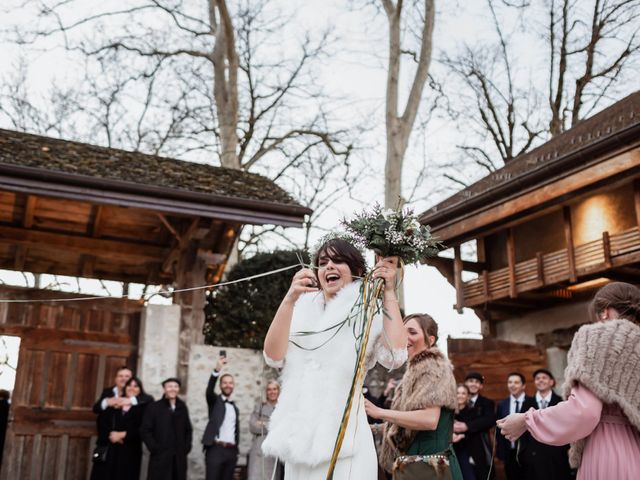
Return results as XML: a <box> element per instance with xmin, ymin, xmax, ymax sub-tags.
<box><xmin>383</xmin><ymin>0</ymin><xmax>435</xmax><ymax>209</ymax></box>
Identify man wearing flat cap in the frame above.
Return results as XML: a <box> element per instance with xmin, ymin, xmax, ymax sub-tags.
<box><xmin>454</xmin><ymin>371</ymin><xmax>496</xmax><ymax>479</ymax></box>
<box><xmin>518</xmin><ymin>369</ymin><xmax>572</xmax><ymax>480</ymax></box>
<box><xmin>140</xmin><ymin>378</ymin><xmax>193</xmax><ymax>480</ymax></box>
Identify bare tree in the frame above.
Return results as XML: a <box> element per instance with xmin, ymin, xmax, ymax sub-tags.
<box><xmin>548</xmin><ymin>0</ymin><xmax>640</xmax><ymax>135</ymax></box>
<box><xmin>379</xmin><ymin>0</ymin><xmax>436</xmax><ymax>208</ymax></box>
<box><xmin>1</xmin><ymin>1</ymin><xmax>356</xmax><ymax>241</ymax></box>
<box><xmin>442</xmin><ymin>0</ymin><xmax>640</xmax><ymax>177</ymax></box>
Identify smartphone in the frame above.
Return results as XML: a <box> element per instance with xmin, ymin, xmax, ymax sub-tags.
<box><xmin>220</xmin><ymin>350</ymin><xmax>226</xmax><ymax>358</ymax></box>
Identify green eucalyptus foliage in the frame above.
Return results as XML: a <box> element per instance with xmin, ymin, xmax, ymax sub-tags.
<box><xmin>203</xmin><ymin>250</ymin><xmax>309</xmax><ymax>349</ymax></box>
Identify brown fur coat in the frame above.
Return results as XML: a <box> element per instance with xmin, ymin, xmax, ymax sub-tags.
<box><xmin>379</xmin><ymin>347</ymin><xmax>458</xmax><ymax>472</ymax></box>
<box><xmin>561</xmin><ymin>318</ymin><xmax>640</xmax><ymax>468</ymax></box>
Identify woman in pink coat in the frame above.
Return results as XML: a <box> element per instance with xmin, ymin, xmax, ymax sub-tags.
<box><xmin>497</xmin><ymin>282</ymin><xmax>640</xmax><ymax>480</ymax></box>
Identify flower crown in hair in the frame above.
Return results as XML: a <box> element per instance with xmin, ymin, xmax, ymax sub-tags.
<box><xmin>308</xmin><ymin>231</ymin><xmax>364</xmax><ymax>268</ymax></box>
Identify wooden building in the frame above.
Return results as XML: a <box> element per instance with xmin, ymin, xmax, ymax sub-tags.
<box><xmin>0</xmin><ymin>129</ymin><xmax>310</xmax><ymax>479</ymax></box>
<box><xmin>421</xmin><ymin>91</ymin><xmax>640</xmax><ymax>389</ymax></box>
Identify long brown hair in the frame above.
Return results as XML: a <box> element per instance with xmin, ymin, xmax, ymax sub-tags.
<box><xmin>590</xmin><ymin>282</ymin><xmax>640</xmax><ymax>325</ymax></box>
<box><xmin>404</xmin><ymin>313</ymin><xmax>439</xmax><ymax>346</ymax></box>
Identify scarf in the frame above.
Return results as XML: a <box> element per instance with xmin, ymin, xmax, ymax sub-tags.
<box><xmin>379</xmin><ymin>347</ymin><xmax>457</xmax><ymax>472</ymax></box>
<box><xmin>561</xmin><ymin>318</ymin><xmax>640</xmax><ymax>468</ymax></box>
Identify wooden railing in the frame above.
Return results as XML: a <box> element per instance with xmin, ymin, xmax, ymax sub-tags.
<box><xmin>462</xmin><ymin>227</ymin><xmax>640</xmax><ymax>307</ymax></box>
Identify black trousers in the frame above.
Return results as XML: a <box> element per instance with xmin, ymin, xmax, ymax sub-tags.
<box><xmin>205</xmin><ymin>444</ymin><xmax>238</xmax><ymax>480</ymax></box>
<box><xmin>504</xmin><ymin>448</ymin><xmax>525</xmax><ymax>480</ymax></box>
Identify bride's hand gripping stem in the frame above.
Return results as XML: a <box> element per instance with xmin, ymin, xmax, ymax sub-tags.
<box><xmin>373</xmin><ymin>256</ymin><xmax>407</xmax><ymax>351</ymax></box>
<box><xmin>264</xmin><ymin>268</ymin><xmax>318</xmax><ymax>362</ymax></box>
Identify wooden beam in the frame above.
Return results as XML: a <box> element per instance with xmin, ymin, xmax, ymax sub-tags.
<box><xmin>507</xmin><ymin>228</ymin><xmax>517</xmax><ymax>298</ymax></box>
<box><xmin>602</xmin><ymin>231</ymin><xmax>612</xmax><ymax>268</ymax></box>
<box><xmin>79</xmin><ymin>255</ymin><xmax>95</xmax><ymax>277</ymax></box>
<box><xmin>453</xmin><ymin>245</ymin><xmax>464</xmax><ymax>313</ymax></box>
<box><xmin>13</xmin><ymin>245</ymin><xmax>27</xmax><ymax>270</ymax></box>
<box><xmin>161</xmin><ymin>219</ymin><xmax>211</xmax><ymax>274</ymax></box>
<box><xmin>90</xmin><ymin>205</ymin><xmax>105</xmax><ymax>238</ymax></box>
<box><xmin>156</xmin><ymin>213</ymin><xmax>181</xmax><ymax>242</ymax></box>
<box><xmin>427</xmin><ymin>257</ymin><xmax>455</xmax><ymax>285</ymax></box>
<box><xmin>23</xmin><ymin>195</ymin><xmax>37</xmax><ymax>228</ymax></box>
<box><xmin>476</xmin><ymin>237</ymin><xmax>487</xmax><ymax>263</ymax></box>
<box><xmin>0</xmin><ymin>225</ymin><xmax>167</xmax><ymax>261</ymax></box>
<box><xmin>423</xmin><ymin>256</ymin><xmax>486</xmax><ymax>273</ymax></box>
<box><xmin>563</xmin><ymin>206</ymin><xmax>577</xmax><ymax>283</ymax></box>
<box><xmin>535</xmin><ymin>252</ymin><xmax>544</xmax><ymax>287</ymax></box>
<box><xmin>482</xmin><ymin>269</ymin><xmax>490</xmax><ymax>300</ymax></box>
<box><xmin>634</xmin><ymin>179</ymin><xmax>640</xmax><ymax>228</ymax></box>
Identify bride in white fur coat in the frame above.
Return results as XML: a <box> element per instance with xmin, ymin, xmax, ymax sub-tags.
<box><xmin>262</xmin><ymin>237</ymin><xmax>408</xmax><ymax>479</ymax></box>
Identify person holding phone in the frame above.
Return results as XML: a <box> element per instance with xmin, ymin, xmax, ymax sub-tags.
<box><xmin>202</xmin><ymin>353</ymin><xmax>240</xmax><ymax>480</ymax></box>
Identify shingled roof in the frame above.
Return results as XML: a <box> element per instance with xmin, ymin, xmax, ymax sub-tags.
<box><xmin>420</xmin><ymin>90</ymin><xmax>640</xmax><ymax>226</ymax></box>
<box><xmin>0</xmin><ymin>128</ymin><xmax>311</xmax><ymax>226</ymax></box>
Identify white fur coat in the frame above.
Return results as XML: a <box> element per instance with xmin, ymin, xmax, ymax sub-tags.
<box><xmin>262</xmin><ymin>281</ymin><xmax>406</xmax><ymax>467</ymax></box>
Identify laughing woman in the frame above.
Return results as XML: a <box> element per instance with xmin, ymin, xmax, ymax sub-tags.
<box><xmin>261</xmin><ymin>237</ymin><xmax>408</xmax><ymax>480</ymax></box>
<box><xmin>366</xmin><ymin>314</ymin><xmax>463</xmax><ymax>480</ymax></box>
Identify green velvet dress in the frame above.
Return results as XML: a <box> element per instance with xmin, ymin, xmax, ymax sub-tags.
<box><xmin>405</xmin><ymin>408</ymin><xmax>463</xmax><ymax>480</ymax></box>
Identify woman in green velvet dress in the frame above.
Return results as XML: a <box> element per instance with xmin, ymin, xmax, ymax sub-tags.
<box><xmin>365</xmin><ymin>314</ymin><xmax>463</xmax><ymax>480</ymax></box>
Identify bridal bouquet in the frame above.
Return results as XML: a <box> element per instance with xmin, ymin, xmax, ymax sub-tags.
<box><xmin>341</xmin><ymin>204</ymin><xmax>440</xmax><ymax>265</ymax></box>
<box><xmin>325</xmin><ymin>205</ymin><xmax>440</xmax><ymax>479</ymax></box>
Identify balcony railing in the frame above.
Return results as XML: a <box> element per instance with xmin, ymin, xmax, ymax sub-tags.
<box><xmin>462</xmin><ymin>227</ymin><xmax>640</xmax><ymax>307</ymax></box>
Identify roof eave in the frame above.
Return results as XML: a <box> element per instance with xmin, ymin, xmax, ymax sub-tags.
<box><xmin>0</xmin><ymin>163</ymin><xmax>312</xmax><ymax>228</ymax></box>
<box><xmin>420</xmin><ymin>120</ymin><xmax>640</xmax><ymax>228</ymax></box>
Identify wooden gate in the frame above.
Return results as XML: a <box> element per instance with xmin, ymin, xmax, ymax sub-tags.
<box><xmin>0</xmin><ymin>287</ymin><xmax>141</xmax><ymax>480</ymax></box>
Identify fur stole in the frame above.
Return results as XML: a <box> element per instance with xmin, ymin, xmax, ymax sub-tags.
<box><xmin>561</xmin><ymin>319</ymin><xmax>640</xmax><ymax>468</ymax></box>
<box><xmin>262</xmin><ymin>281</ymin><xmax>387</xmax><ymax>467</ymax></box>
<box><xmin>379</xmin><ymin>347</ymin><xmax>458</xmax><ymax>472</ymax></box>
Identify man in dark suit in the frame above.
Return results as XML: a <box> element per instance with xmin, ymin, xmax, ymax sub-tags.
<box><xmin>140</xmin><ymin>378</ymin><xmax>192</xmax><ymax>480</ymax></box>
<box><xmin>202</xmin><ymin>354</ymin><xmax>240</xmax><ymax>480</ymax></box>
<box><xmin>93</xmin><ymin>366</ymin><xmax>136</xmax><ymax>413</ymax></box>
<box><xmin>519</xmin><ymin>369</ymin><xmax>572</xmax><ymax>480</ymax></box>
<box><xmin>497</xmin><ymin>372</ymin><xmax>532</xmax><ymax>480</ymax></box>
<box><xmin>454</xmin><ymin>372</ymin><xmax>496</xmax><ymax>480</ymax></box>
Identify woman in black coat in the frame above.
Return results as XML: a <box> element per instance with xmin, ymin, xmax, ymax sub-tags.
<box><xmin>140</xmin><ymin>378</ymin><xmax>193</xmax><ymax>480</ymax></box>
<box><xmin>90</xmin><ymin>377</ymin><xmax>152</xmax><ymax>480</ymax></box>
<box><xmin>453</xmin><ymin>384</ymin><xmax>477</xmax><ymax>480</ymax></box>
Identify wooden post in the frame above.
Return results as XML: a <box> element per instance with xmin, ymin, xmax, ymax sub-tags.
<box><xmin>482</xmin><ymin>269</ymin><xmax>490</xmax><ymax>301</ymax></box>
<box><xmin>174</xmin><ymin>241</ymin><xmax>207</xmax><ymax>392</ymax></box>
<box><xmin>602</xmin><ymin>231</ymin><xmax>612</xmax><ymax>268</ymax></box>
<box><xmin>476</xmin><ymin>237</ymin><xmax>486</xmax><ymax>263</ymax></box>
<box><xmin>453</xmin><ymin>245</ymin><xmax>464</xmax><ymax>313</ymax></box>
<box><xmin>536</xmin><ymin>251</ymin><xmax>544</xmax><ymax>287</ymax></box>
<box><xmin>634</xmin><ymin>179</ymin><xmax>640</xmax><ymax>229</ymax></box>
<box><xmin>507</xmin><ymin>228</ymin><xmax>517</xmax><ymax>298</ymax></box>
<box><xmin>563</xmin><ymin>206</ymin><xmax>577</xmax><ymax>283</ymax></box>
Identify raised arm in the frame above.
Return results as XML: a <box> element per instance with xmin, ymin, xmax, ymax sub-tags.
<box><xmin>263</xmin><ymin>267</ymin><xmax>318</xmax><ymax>362</ymax></box>
<box><xmin>374</xmin><ymin>256</ymin><xmax>408</xmax><ymax>352</ymax></box>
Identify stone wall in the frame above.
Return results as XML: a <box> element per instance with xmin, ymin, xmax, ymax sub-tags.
<box><xmin>186</xmin><ymin>345</ymin><xmax>276</xmax><ymax>479</ymax></box>
<box><xmin>494</xmin><ymin>300</ymin><xmax>589</xmax><ymax>345</ymax></box>
<box><xmin>137</xmin><ymin>304</ymin><xmax>181</xmax><ymax>399</ymax></box>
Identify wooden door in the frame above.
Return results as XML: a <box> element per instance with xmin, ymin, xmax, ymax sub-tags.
<box><xmin>0</xmin><ymin>287</ymin><xmax>141</xmax><ymax>480</ymax></box>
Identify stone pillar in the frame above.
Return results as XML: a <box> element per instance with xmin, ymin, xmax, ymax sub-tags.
<box><xmin>137</xmin><ymin>304</ymin><xmax>181</xmax><ymax>399</ymax></box>
<box><xmin>186</xmin><ymin>345</ymin><xmax>270</xmax><ymax>480</ymax></box>
<box><xmin>546</xmin><ymin>346</ymin><xmax>569</xmax><ymax>388</ymax></box>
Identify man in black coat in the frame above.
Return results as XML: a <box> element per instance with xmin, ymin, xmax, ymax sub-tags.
<box><xmin>202</xmin><ymin>355</ymin><xmax>240</xmax><ymax>480</ymax></box>
<box><xmin>496</xmin><ymin>372</ymin><xmax>533</xmax><ymax>480</ymax></box>
<box><xmin>140</xmin><ymin>378</ymin><xmax>193</xmax><ymax>480</ymax></box>
<box><xmin>454</xmin><ymin>372</ymin><xmax>496</xmax><ymax>480</ymax></box>
<box><xmin>519</xmin><ymin>369</ymin><xmax>572</xmax><ymax>480</ymax></box>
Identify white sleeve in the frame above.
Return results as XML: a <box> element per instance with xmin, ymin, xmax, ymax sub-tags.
<box><xmin>100</xmin><ymin>398</ymin><xmax>108</xmax><ymax>410</ymax></box>
<box><xmin>376</xmin><ymin>343</ymin><xmax>408</xmax><ymax>370</ymax></box>
<box><xmin>263</xmin><ymin>351</ymin><xmax>284</xmax><ymax>369</ymax></box>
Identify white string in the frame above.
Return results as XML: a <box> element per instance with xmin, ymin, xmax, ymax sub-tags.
<box><xmin>0</xmin><ymin>264</ymin><xmax>301</xmax><ymax>304</ymax></box>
